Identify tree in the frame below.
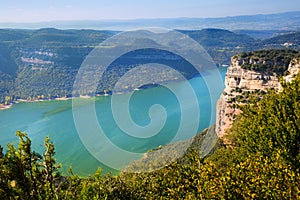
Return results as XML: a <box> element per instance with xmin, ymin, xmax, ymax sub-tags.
<box><xmin>4</xmin><ymin>96</ymin><xmax>11</xmax><ymax>105</ymax></box>
<box><xmin>0</xmin><ymin>131</ymin><xmax>61</xmax><ymax>199</ymax></box>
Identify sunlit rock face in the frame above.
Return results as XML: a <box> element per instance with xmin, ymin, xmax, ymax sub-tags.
<box><xmin>215</xmin><ymin>56</ymin><xmax>300</xmax><ymax>138</ymax></box>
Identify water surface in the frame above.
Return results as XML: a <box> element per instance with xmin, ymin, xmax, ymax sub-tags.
<box><xmin>0</xmin><ymin>67</ymin><xmax>226</xmax><ymax>176</ymax></box>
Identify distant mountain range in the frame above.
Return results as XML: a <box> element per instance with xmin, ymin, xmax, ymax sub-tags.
<box><xmin>0</xmin><ymin>11</ymin><xmax>300</xmax><ymax>31</ymax></box>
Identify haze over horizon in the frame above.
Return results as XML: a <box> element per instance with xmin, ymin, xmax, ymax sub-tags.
<box><xmin>1</xmin><ymin>0</ymin><xmax>300</xmax><ymax>23</ymax></box>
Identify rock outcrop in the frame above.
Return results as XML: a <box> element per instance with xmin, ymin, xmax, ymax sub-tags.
<box><xmin>216</xmin><ymin>54</ymin><xmax>300</xmax><ymax>138</ymax></box>
<box><xmin>284</xmin><ymin>58</ymin><xmax>300</xmax><ymax>82</ymax></box>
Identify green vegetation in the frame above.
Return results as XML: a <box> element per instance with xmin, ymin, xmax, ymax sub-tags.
<box><xmin>263</xmin><ymin>31</ymin><xmax>300</xmax><ymax>46</ymax></box>
<box><xmin>181</xmin><ymin>29</ymin><xmax>256</xmax><ymax>48</ymax></box>
<box><xmin>1</xmin><ymin>29</ymin><xmax>300</xmax><ymax>104</ymax></box>
<box><xmin>180</xmin><ymin>29</ymin><xmax>257</xmax><ymax>65</ymax></box>
<box><xmin>228</xmin><ymin>73</ymin><xmax>300</xmax><ymax>167</ymax></box>
<box><xmin>1</xmin><ymin>74</ymin><xmax>299</xmax><ymax>199</ymax></box>
<box><xmin>0</xmin><ymin>131</ymin><xmax>61</xmax><ymax>199</ymax></box>
<box><xmin>238</xmin><ymin>49</ymin><xmax>300</xmax><ymax>75</ymax></box>
<box><xmin>0</xmin><ymin>29</ymin><xmax>115</xmax><ymax>103</ymax></box>
<box><xmin>0</xmin><ymin>29</ymin><xmax>201</xmax><ymax>102</ymax></box>
<box><xmin>227</xmin><ymin>89</ymin><xmax>268</xmax><ymax>104</ymax></box>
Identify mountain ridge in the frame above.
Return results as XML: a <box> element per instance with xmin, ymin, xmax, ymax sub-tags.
<box><xmin>1</xmin><ymin>11</ymin><xmax>300</xmax><ymax>30</ymax></box>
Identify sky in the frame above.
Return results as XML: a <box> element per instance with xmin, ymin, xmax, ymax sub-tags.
<box><xmin>0</xmin><ymin>0</ymin><xmax>300</xmax><ymax>23</ymax></box>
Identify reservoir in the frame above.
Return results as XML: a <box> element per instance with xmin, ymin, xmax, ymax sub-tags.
<box><xmin>0</xmin><ymin>67</ymin><xmax>226</xmax><ymax>176</ymax></box>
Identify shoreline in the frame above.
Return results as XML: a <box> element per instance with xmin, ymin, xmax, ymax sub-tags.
<box><xmin>0</xmin><ymin>95</ymin><xmax>109</xmax><ymax>111</ymax></box>
<box><xmin>0</xmin><ymin>70</ymin><xmax>222</xmax><ymax>111</ymax></box>
<box><xmin>0</xmin><ymin>103</ymin><xmax>13</xmax><ymax>110</ymax></box>
<box><xmin>0</xmin><ymin>86</ymin><xmax>160</xmax><ymax>111</ymax></box>
<box><xmin>0</xmin><ymin>97</ymin><xmax>72</xmax><ymax>111</ymax></box>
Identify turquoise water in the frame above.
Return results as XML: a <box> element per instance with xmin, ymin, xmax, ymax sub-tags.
<box><xmin>0</xmin><ymin>68</ymin><xmax>226</xmax><ymax>176</ymax></box>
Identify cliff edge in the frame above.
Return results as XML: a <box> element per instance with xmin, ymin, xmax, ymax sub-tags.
<box><xmin>216</xmin><ymin>49</ymin><xmax>300</xmax><ymax>138</ymax></box>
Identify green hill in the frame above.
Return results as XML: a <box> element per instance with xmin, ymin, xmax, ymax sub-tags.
<box><xmin>0</xmin><ymin>28</ymin><xmax>299</xmax><ymax>103</ymax></box>
<box><xmin>180</xmin><ymin>28</ymin><xmax>256</xmax><ymax>47</ymax></box>
<box><xmin>262</xmin><ymin>31</ymin><xmax>300</xmax><ymax>46</ymax></box>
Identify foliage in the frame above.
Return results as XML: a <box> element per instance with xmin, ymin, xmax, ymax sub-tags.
<box><xmin>263</xmin><ymin>31</ymin><xmax>300</xmax><ymax>46</ymax></box>
<box><xmin>238</xmin><ymin>49</ymin><xmax>300</xmax><ymax>75</ymax></box>
<box><xmin>181</xmin><ymin>29</ymin><xmax>256</xmax><ymax>48</ymax></box>
<box><xmin>181</xmin><ymin>29</ymin><xmax>258</xmax><ymax>65</ymax></box>
<box><xmin>0</xmin><ymin>131</ymin><xmax>61</xmax><ymax>199</ymax></box>
<box><xmin>0</xmin><ymin>28</ymin><xmax>114</xmax><ymax>103</ymax></box>
<box><xmin>228</xmin><ymin>73</ymin><xmax>300</xmax><ymax>167</ymax></box>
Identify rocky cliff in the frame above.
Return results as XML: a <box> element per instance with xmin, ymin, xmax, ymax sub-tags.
<box><xmin>216</xmin><ymin>50</ymin><xmax>300</xmax><ymax>138</ymax></box>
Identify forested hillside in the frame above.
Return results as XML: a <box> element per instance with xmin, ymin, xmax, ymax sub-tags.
<box><xmin>237</xmin><ymin>49</ymin><xmax>300</xmax><ymax>75</ymax></box>
<box><xmin>0</xmin><ymin>28</ymin><xmax>300</xmax><ymax>104</ymax></box>
<box><xmin>0</xmin><ymin>29</ymin><xmax>115</xmax><ymax>104</ymax></box>
<box><xmin>263</xmin><ymin>31</ymin><xmax>300</xmax><ymax>47</ymax></box>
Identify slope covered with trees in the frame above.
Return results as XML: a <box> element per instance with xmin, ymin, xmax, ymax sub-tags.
<box><xmin>1</xmin><ymin>28</ymin><xmax>300</xmax><ymax>104</ymax></box>
<box><xmin>0</xmin><ymin>29</ymin><xmax>115</xmax><ymax>104</ymax></box>
<box><xmin>237</xmin><ymin>49</ymin><xmax>300</xmax><ymax>75</ymax></box>
<box><xmin>263</xmin><ymin>31</ymin><xmax>300</xmax><ymax>46</ymax></box>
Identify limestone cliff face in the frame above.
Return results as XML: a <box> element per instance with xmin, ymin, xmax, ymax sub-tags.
<box><xmin>284</xmin><ymin>58</ymin><xmax>300</xmax><ymax>82</ymax></box>
<box><xmin>215</xmin><ymin>56</ymin><xmax>300</xmax><ymax>138</ymax></box>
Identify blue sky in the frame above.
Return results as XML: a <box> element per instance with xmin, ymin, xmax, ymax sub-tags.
<box><xmin>0</xmin><ymin>0</ymin><xmax>300</xmax><ymax>22</ymax></box>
